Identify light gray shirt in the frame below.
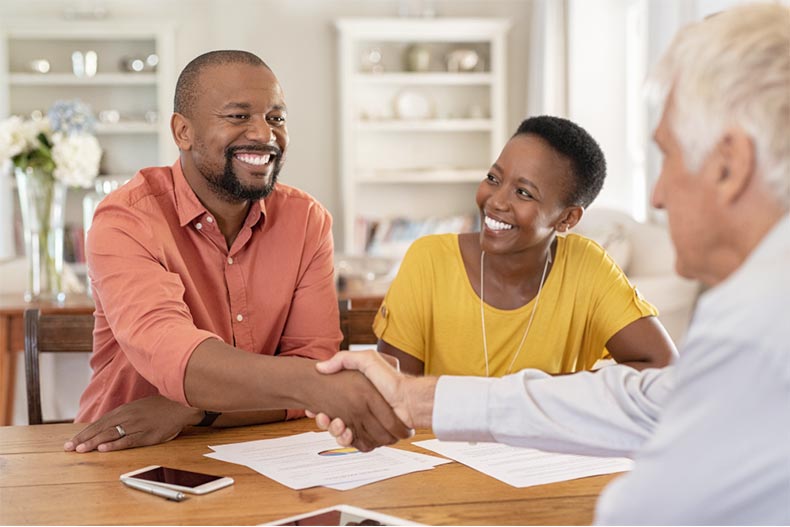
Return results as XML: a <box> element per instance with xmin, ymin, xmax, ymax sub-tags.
<box><xmin>433</xmin><ymin>215</ymin><xmax>790</xmax><ymax>525</ymax></box>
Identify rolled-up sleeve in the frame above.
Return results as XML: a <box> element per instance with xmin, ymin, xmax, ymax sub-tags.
<box><xmin>276</xmin><ymin>202</ymin><xmax>342</xmax><ymax>361</ymax></box>
<box><xmin>88</xmin><ymin>201</ymin><xmax>220</xmax><ymax>405</ymax></box>
<box><xmin>274</xmin><ymin>202</ymin><xmax>342</xmax><ymax>420</ymax></box>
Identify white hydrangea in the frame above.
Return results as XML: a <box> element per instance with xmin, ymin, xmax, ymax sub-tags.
<box><xmin>50</xmin><ymin>132</ymin><xmax>102</xmax><ymax>187</ymax></box>
<box><xmin>2</xmin><ymin>102</ymin><xmax>102</xmax><ymax>188</ymax></box>
<box><xmin>0</xmin><ymin>116</ymin><xmax>53</xmax><ymax>163</ymax></box>
<box><xmin>22</xmin><ymin>117</ymin><xmax>52</xmax><ymax>146</ymax></box>
<box><xmin>0</xmin><ymin>116</ymin><xmax>27</xmax><ymax>161</ymax></box>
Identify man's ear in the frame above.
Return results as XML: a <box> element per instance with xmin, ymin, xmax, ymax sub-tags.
<box><xmin>715</xmin><ymin>126</ymin><xmax>755</xmax><ymax>206</ymax></box>
<box><xmin>557</xmin><ymin>206</ymin><xmax>584</xmax><ymax>232</ymax></box>
<box><xmin>171</xmin><ymin>113</ymin><xmax>193</xmax><ymax>151</ymax></box>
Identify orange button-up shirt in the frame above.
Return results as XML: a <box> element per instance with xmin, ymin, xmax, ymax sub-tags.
<box><xmin>75</xmin><ymin>160</ymin><xmax>341</xmax><ymax>422</ymax></box>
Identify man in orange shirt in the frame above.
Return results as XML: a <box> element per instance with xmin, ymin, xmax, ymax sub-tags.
<box><xmin>63</xmin><ymin>50</ymin><xmax>410</xmax><ymax>453</ymax></box>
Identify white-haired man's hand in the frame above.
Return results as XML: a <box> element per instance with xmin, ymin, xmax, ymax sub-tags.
<box><xmin>307</xmin><ymin>350</ymin><xmax>437</xmax><ymax>447</ymax></box>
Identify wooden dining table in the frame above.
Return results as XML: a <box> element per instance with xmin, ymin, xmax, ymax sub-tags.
<box><xmin>0</xmin><ymin>419</ymin><xmax>620</xmax><ymax>525</ymax></box>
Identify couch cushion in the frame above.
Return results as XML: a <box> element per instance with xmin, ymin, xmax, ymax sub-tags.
<box><xmin>572</xmin><ymin>211</ymin><xmax>632</xmax><ymax>273</ymax></box>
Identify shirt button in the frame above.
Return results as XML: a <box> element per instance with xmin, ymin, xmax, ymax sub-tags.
<box><xmin>206</xmin><ymin>216</ymin><xmax>214</xmax><ymax>223</ymax></box>
<box><xmin>227</xmin><ymin>257</ymin><xmax>234</xmax><ymax>265</ymax></box>
<box><xmin>195</xmin><ymin>222</ymin><xmax>203</xmax><ymax>230</ymax></box>
<box><xmin>236</xmin><ymin>314</ymin><xmax>243</xmax><ymax>322</ymax></box>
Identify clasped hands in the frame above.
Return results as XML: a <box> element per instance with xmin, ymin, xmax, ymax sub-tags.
<box><xmin>63</xmin><ymin>351</ymin><xmax>431</xmax><ymax>454</ymax></box>
<box><xmin>307</xmin><ymin>350</ymin><xmax>437</xmax><ymax>448</ymax></box>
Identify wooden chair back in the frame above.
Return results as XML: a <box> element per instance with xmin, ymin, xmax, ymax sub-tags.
<box><xmin>24</xmin><ymin>308</ymin><xmax>95</xmax><ymax>425</ymax></box>
<box><xmin>338</xmin><ymin>297</ymin><xmax>383</xmax><ymax>350</ymax></box>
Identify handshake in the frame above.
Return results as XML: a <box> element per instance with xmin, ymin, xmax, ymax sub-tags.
<box><xmin>306</xmin><ymin>351</ymin><xmax>438</xmax><ymax>451</ymax></box>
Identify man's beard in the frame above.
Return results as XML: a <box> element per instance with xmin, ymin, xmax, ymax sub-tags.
<box><xmin>203</xmin><ymin>145</ymin><xmax>284</xmax><ymax>203</ymax></box>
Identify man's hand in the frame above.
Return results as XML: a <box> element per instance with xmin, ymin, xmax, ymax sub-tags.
<box><xmin>64</xmin><ymin>396</ymin><xmax>202</xmax><ymax>453</ymax></box>
<box><xmin>308</xmin><ymin>350</ymin><xmax>437</xmax><ymax>447</ymax></box>
<box><xmin>303</xmin><ymin>362</ymin><xmax>413</xmax><ymax>452</ymax></box>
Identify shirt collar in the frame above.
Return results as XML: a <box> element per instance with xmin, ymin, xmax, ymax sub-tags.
<box><xmin>173</xmin><ymin>159</ymin><xmax>268</xmax><ymax>229</ymax></box>
<box><xmin>700</xmin><ymin>212</ymin><xmax>790</xmax><ymax>307</ymax></box>
<box><xmin>173</xmin><ymin>159</ymin><xmax>206</xmax><ymax>227</ymax></box>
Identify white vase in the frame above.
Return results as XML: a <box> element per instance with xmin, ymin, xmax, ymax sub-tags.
<box><xmin>0</xmin><ymin>161</ymin><xmax>15</xmax><ymax>261</ymax></box>
<box><xmin>403</xmin><ymin>44</ymin><xmax>431</xmax><ymax>72</ymax></box>
<box><xmin>15</xmin><ymin>166</ymin><xmax>67</xmax><ymax>302</ymax></box>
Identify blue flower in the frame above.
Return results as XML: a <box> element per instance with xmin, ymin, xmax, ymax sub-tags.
<box><xmin>47</xmin><ymin>99</ymin><xmax>96</xmax><ymax>135</ymax></box>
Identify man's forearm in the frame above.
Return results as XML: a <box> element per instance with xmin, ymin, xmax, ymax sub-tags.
<box><xmin>616</xmin><ymin>359</ymin><xmax>657</xmax><ymax>371</ymax></box>
<box><xmin>184</xmin><ymin>338</ymin><xmax>321</xmax><ymax>412</ymax></box>
<box><xmin>434</xmin><ymin>366</ymin><xmax>673</xmax><ymax>457</ymax></box>
<box><xmin>186</xmin><ymin>340</ymin><xmax>413</xmax><ymax>452</ymax></box>
<box><xmin>210</xmin><ymin>410</ymin><xmax>287</xmax><ymax>428</ymax></box>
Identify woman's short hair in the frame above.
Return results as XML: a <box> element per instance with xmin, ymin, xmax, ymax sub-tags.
<box><xmin>514</xmin><ymin>115</ymin><xmax>606</xmax><ymax>208</ymax></box>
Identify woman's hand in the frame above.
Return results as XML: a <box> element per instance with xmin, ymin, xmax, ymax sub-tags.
<box><xmin>64</xmin><ymin>396</ymin><xmax>202</xmax><ymax>453</ymax></box>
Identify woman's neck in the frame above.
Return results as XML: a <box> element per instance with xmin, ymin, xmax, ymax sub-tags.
<box><xmin>459</xmin><ymin>233</ymin><xmax>557</xmax><ymax>309</ymax></box>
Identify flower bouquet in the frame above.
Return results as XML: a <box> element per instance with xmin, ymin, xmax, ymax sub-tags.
<box><xmin>0</xmin><ymin>100</ymin><xmax>102</xmax><ymax>301</ymax></box>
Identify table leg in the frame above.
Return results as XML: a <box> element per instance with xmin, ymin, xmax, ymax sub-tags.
<box><xmin>0</xmin><ymin>316</ymin><xmax>11</xmax><ymax>425</ymax></box>
<box><xmin>4</xmin><ymin>349</ymin><xmax>17</xmax><ymax>425</ymax></box>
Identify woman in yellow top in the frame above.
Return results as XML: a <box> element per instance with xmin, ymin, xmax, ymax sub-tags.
<box><xmin>374</xmin><ymin>116</ymin><xmax>677</xmax><ymax>377</ymax></box>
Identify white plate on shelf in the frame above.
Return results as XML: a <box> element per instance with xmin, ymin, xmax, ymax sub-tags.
<box><xmin>394</xmin><ymin>90</ymin><xmax>433</xmax><ymax>120</ymax></box>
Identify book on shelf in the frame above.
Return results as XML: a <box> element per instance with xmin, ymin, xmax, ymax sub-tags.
<box><xmin>359</xmin><ymin>213</ymin><xmax>479</xmax><ymax>258</ymax></box>
<box><xmin>63</xmin><ymin>225</ymin><xmax>86</xmax><ymax>264</ymax></box>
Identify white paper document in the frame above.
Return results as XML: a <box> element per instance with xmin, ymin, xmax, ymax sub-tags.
<box><xmin>206</xmin><ymin>431</ymin><xmax>450</xmax><ymax>491</ymax></box>
<box><xmin>414</xmin><ymin>439</ymin><xmax>633</xmax><ymax>488</ymax></box>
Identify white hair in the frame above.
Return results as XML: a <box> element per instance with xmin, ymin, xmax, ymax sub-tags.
<box><xmin>648</xmin><ymin>2</ymin><xmax>790</xmax><ymax>208</ymax></box>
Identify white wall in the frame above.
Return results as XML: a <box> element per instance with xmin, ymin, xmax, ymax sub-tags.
<box><xmin>565</xmin><ymin>0</ymin><xmax>777</xmax><ymax>222</ymax></box>
<box><xmin>1</xmin><ymin>0</ymin><xmax>532</xmax><ymax>250</ymax></box>
<box><xmin>642</xmin><ymin>0</ymin><xmax>780</xmax><ymax>222</ymax></box>
<box><xmin>203</xmin><ymin>0</ymin><xmax>531</xmax><ymax>251</ymax></box>
<box><xmin>4</xmin><ymin>0</ymin><xmax>774</xmax><ymax>246</ymax></box>
<box><xmin>567</xmin><ymin>0</ymin><xmax>633</xmax><ymax>216</ymax></box>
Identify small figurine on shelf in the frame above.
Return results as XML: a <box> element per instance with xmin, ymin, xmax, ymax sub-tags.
<box><xmin>28</xmin><ymin>59</ymin><xmax>50</xmax><ymax>74</ymax></box>
<box><xmin>398</xmin><ymin>0</ymin><xmax>436</xmax><ymax>17</ymax></box>
<box><xmin>361</xmin><ymin>47</ymin><xmax>384</xmax><ymax>73</ymax></box>
<box><xmin>403</xmin><ymin>44</ymin><xmax>431</xmax><ymax>72</ymax></box>
<box><xmin>445</xmin><ymin>49</ymin><xmax>480</xmax><ymax>72</ymax></box>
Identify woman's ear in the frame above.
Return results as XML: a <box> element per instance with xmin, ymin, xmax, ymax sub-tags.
<box><xmin>171</xmin><ymin>113</ymin><xmax>193</xmax><ymax>151</ymax></box>
<box><xmin>557</xmin><ymin>206</ymin><xmax>584</xmax><ymax>232</ymax></box>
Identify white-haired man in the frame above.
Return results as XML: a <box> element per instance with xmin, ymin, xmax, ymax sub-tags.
<box><xmin>311</xmin><ymin>3</ymin><xmax>790</xmax><ymax>524</ymax></box>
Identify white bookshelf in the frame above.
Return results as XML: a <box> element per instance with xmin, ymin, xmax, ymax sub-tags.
<box><xmin>353</xmin><ymin>72</ymin><xmax>494</xmax><ymax>85</ymax></box>
<box><xmin>94</xmin><ymin>122</ymin><xmax>159</xmax><ymax>135</ymax></box>
<box><xmin>356</xmin><ymin>118</ymin><xmax>494</xmax><ymax>132</ymax></box>
<box><xmin>0</xmin><ymin>20</ymin><xmax>176</xmax><ymax>173</ymax></box>
<box><xmin>9</xmin><ymin>72</ymin><xmax>158</xmax><ymax>85</ymax></box>
<box><xmin>0</xmin><ymin>18</ymin><xmax>176</xmax><ymax>266</ymax></box>
<box><xmin>335</xmin><ymin>17</ymin><xmax>510</xmax><ymax>254</ymax></box>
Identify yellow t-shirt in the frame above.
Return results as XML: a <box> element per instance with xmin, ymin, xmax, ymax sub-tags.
<box><xmin>373</xmin><ymin>233</ymin><xmax>657</xmax><ymax>376</ymax></box>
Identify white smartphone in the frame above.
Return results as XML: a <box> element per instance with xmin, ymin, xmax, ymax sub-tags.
<box><xmin>120</xmin><ymin>465</ymin><xmax>234</xmax><ymax>495</ymax></box>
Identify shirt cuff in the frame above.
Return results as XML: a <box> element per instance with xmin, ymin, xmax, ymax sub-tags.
<box><xmin>433</xmin><ymin>375</ymin><xmax>498</xmax><ymax>442</ymax></box>
<box><xmin>432</xmin><ymin>370</ymin><xmax>552</xmax><ymax>443</ymax></box>
<box><xmin>168</xmin><ymin>331</ymin><xmax>222</xmax><ymax>406</ymax></box>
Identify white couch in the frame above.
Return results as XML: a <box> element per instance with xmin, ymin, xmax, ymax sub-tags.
<box><xmin>572</xmin><ymin>208</ymin><xmax>700</xmax><ymax>346</ymax></box>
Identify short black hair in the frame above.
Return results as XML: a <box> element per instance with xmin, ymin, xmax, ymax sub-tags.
<box><xmin>514</xmin><ymin>116</ymin><xmax>606</xmax><ymax>208</ymax></box>
<box><xmin>174</xmin><ymin>50</ymin><xmax>270</xmax><ymax>117</ymax></box>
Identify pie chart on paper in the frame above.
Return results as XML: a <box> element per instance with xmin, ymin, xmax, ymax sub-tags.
<box><xmin>318</xmin><ymin>447</ymin><xmax>360</xmax><ymax>457</ymax></box>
